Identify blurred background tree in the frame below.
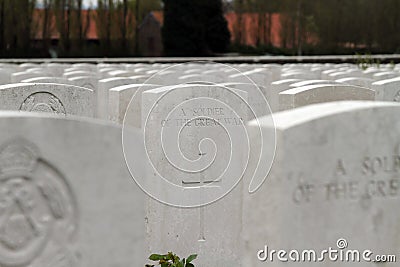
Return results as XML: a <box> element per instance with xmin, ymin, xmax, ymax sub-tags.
<box><xmin>0</xmin><ymin>0</ymin><xmax>36</xmax><ymax>57</ymax></box>
<box><xmin>1</xmin><ymin>0</ymin><xmax>400</xmax><ymax>57</ymax></box>
<box><xmin>162</xmin><ymin>0</ymin><xmax>230</xmax><ymax>56</ymax></box>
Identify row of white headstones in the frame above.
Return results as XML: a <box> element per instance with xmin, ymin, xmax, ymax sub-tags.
<box><xmin>0</xmin><ymin>62</ymin><xmax>400</xmax><ymax>267</ymax></box>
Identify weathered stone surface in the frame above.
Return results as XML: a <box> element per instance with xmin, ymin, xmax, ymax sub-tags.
<box><xmin>279</xmin><ymin>84</ymin><xmax>375</xmax><ymax>110</ymax></box>
<box><xmin>244</xmin><ymin>101</ymin><xmax>400</xmax><ymax>266</ymax></box>
<box><xmin>372</xmin><ymin>77</ymin><xmax>400</xmax><ymax>102</ymax></box>
<box><xmin>0</xmin><ymin>83</ymin><xmax>94</xmax><ymax>117</ymax></box>
<box><xmin>0</xmin><ymin>112</ymin><xmax>145</xmax><ymax>267</ymax></box>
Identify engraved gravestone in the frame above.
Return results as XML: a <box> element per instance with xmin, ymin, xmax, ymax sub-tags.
<box><xmin>11</xmin><ymin>72</ymin><xmax>49</xmax><ymax>83</ymax></box>
<box><xmin>269</xmin><ymin>79</ymin><xmax>303</xmax><ymax>112</ymax></box>
<box><xmin>0</xmin><ymin>83</ymin><xmax>94</xmax><ymax>117</ymax></box>
<box><xmin>107</xmin><ymin>70</ymin><xmax>137</xmax><ymax>77</ymax></box>
<box><xmin>108</xmin><ymin>83</ymin><xmax>159</xmax><ymax>126</ymax></box>
<box><xmin>372</xmin><ymin>77</ymin><xmax>400</xmax><ymax>102</ymax></box>
<box><xmin>372</xmin><ymin>71</ymin><xmax>398</xmax><ymax>80</ymax></box>
<box><xmin>336</xmin><ymin>77</ymin><xmax>374</xmax><ymax>89</ymax></box>
<box><xmin>19</xmin><ymin>63</ymin><xmax>39</xmax><ymax>70</ymax></box>
<box><xmin>0</xmin><ymin>112</ymin><xmax>146</xmax><ymax>266</ymax></box>
<box><xmin>68</xmin><ymin>76</ymin><xmax>98</xmax><ymax>91</ymax></box>
<box><xmin>70</xmin><ymin>63</ymin><xmax>97</xmax><ymax>72</ymax></box>
<box><xmin>288</xmin><ymin>79</ymin><xmax>340</xmax><ymax>88</ymax></box>
<box><xmin>229</xmin><ymin>68</ymin><xmax>273</xmax><ymax>89</ymax></box>
<box><xmin>99</xmin><ymin>67</ymin><xmax>120</xmax><ymax>78</ymax></box>
<box><xmin>244</xmin><ymin>101</ymin><xmax>400</xmax><ymax>266</ymax></box>
<box><xmin>0</xmin><ymin>68</ymin><xmax>13</xmax><ymax>85</ymax></box>
<box><xmin>327</xmin><ymin>71</ymin><xmax>356</xmax><ymax>80</ymax></box>
<box><xmin>362</xmin><ymin>68</ymin><xmax>381</xmax><ymax>78</ymax></box>
<box><xmin>218</xmin><ymin>82</ymin><xmax>271</xmax><ymax>117</ymax></box>
<box><xmin>321</xmin><ymin>68</ymin><xmax>341</xmax><ymax>79</ymax></box>
<box><xmin>279</xmin><ymin>84</ymin><xmax>375</xmax><ymax>111</ymax></box>
<box><xmin>0</xmin><ymin>138</ymin><xmax>77</xmax><ymax>267</ymax></box>
<box><xmin>63</xmin><ymin>71</ymin><xmax>98</xmax><ymax>79</ymax></box>
<box><xmin>139</xmin><ymin>84</ymin><xmax>249</xmax><ymax>266</ymax></box>
<box><xmin>97</xmin><ymin>77</ymin><xmax>139</xmax><ymax>119</ymax></box>
<box><xmin>281</xmin><ymin>70</ymin><xmax>319</xmax><ymax>80</ymax></box>
<box><xmin>45</xmin><ymin>63</ymin><xmax>71</xmax><ymax>77</ymax></box>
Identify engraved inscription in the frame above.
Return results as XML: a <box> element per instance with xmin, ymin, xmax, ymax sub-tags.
<box><xmin>291</xmin><ymin>155</ymin><xmax>400</xmax><ymax>204</ymax></box>
<box><xmin>160</xmin><ymin>107</ymin><xmax>244</xmax><ymax>128</ymax></box>
<box><xmin>0</xmin><ymin>139</ymin><xmax>78</xmax><ymax>266</ymax></box>
<box><xmin>20</xmin><ymin>92</ymin><xmax>66</xmax><ymax>115</ymax></box>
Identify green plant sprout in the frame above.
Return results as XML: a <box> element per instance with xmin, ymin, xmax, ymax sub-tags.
<box><xmin>146</xmin><ymin>252</ymin><xmax>197</xmax><ymax>267</ymax></box>
<box><xmin>355</xmin><ymin>53</ymin><xmax>381</xmax><ymax>70</ymax></box>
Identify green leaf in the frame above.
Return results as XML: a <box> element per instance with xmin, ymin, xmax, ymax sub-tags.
<box><xmin>179</xmin><ymin>258</ymin><xmax>186</xmax><ymax>267</ymax></box>
<box><xmin>173</xmin><ymin>254</ymin><xmax>180</xmax><ymax>263</ymax></box>
<box><xmin>149</xmin><ymin>254</ymin><xmax>166</xmax><ymax>261</ymax></box>
<box><xmin>186</xmin><ymin>254</ymin><xmax>197</xmax><ymax>263</ymax></box>
<box><xmin>148</xmin><ymin>252</ymin><xmax>196</xmax><ymax>267</ymax></box>
<box><xmin>166</xmin><ymin>252</ymin><xmax>175</xmax><ymax>261</ymax></box>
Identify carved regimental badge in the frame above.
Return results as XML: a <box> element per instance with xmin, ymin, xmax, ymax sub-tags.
<box><xmin>394</xmin><ymin>90</ymin><xmax>400</xmax><ymax>102</ymax></box>
<box><xmin>0</xmin><ymin>139</ymin><xmax>78</xmax><ymax>266</ymax></box>
<box><xmin>20</xmin><ymin>92</ymin><xmax>66</xmax><ymax>115</ymax></box>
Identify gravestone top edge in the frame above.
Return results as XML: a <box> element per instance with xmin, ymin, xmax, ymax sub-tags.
<box><xmin>271</xmin><ymin>79</ymin><xmax>302</xmax><ymax>85</ymax></box>
<box><xmin>372</xmin><ymin>76</ymin><xmax>400</xmax><ymax>86</ymax></box>
<box><xmin>336</xmin><ymin>77</ymin><xmax>374</xmax><ymax>82</ymax></box>
<box><xmin>0</xmin><ymin>110</ymin><xmax>128</xmax><ymax>130</ymax></box>
<box><xmin>68</xmin><ymin>76</ymin><xmax>97</xmax><ymax>81</ymax></box>
<box><xmin>99</xmin><ymin>77</ymin><xmax>137</xmax><ymax>83</ymax></box>
<box><xmin>250</xmin><ymin>101</ymin><xmax>400</xmax><ymax>130</ymax></box>
<box><xmin>144</xmin><ymin>83</ymin><xmax>233</xmax><ymax>94</ymax></box>
<box><xmin>279</xmin><ymin>83</ymin><xmax>373</xmax><ymax>95</ymax></box>
<box><xmin>109</xmin><ymin>84</ymin><xmax>160</xmax><ymax>92</ymax></box>
<box><xmin>0</xmin><ymin>82</ymin><xmax>94</xmax><ymax>92</ymax></box>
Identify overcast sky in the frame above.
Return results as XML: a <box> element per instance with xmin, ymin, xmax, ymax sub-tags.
<box><xmin>82</xmin><ymin>0</ymin><xmax>95</xmax><ymax>7</ymax></box>
<box><xmin>37</xmin><ymin>0</ymin><xmax>96</xmax><ymax>8</ymax></box>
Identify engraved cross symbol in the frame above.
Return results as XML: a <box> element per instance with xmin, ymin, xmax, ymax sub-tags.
<box><xmin>182</xmin><ymin>177</ymin><xmax>221</xmax><ymax>242</ymax></box>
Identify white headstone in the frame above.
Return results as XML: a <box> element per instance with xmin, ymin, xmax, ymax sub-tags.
<box><xmin>269</xmin><ymin>79</ymin><xmax>303</xmax><ymax>112</ymax></box>
<box><xmin>289</xmin><ymin>80</ymin><xmax>340</xmax><ymax>88</ymax></box>
<box><xmin>279</xmin><ymin>84</ymin><xmax>375</xmax><ymax>111</ymax></box>
<box><xmin>230</xmin><ymin>68</ymin><xmax>273</xmax><ymax>89</ymax></box>
<box><xmin>63</xmin><ymin>71</ymin><xmax>98</xmax><ymax>79</ymax></box>
<box><xmin>11</xmin><ymin>71</ymin><xmax>48</xmax><ymax>83</ymax></box>
<box><xmin>68</xmin><ymin>76</ymin><xmax>98</xmax><ymax>91</ymax></box>
<box><xmin>0</xmin><ymin>83</ymin><xmax>94</xmax><ymax>117</ymax></box>
<box><xmin>373</xmin><ymin>71</ymin><xmax>399</xmax><ymax>81</ymax></box>
<box><xmin>97</xmin><ymin>77</ymin><xmax>140</xmax><ymax>119</ymax></box>
<box><xmin>372</xmin><ymin>77</ymin><xmax>400</xmax><ymax>102</ymax></box>
<box><xmin>0</xmin><ymin>112</ymin><xmax>146</xmax><ymax>266</ymax></box>
<box><xmin>140</xmin><ymin>84</ymin><xmax>249</xmax><ymax>266</ymax></box>
<box><xmin>0</xmin><ymin>69</ymin><xmax>13</xmax><ymax>85</ymax></box>
<box><xmin>244</xmin><ymin>101</ymin><xmax>400</xmax><ymax>266</ymax></box>
<box><xmin>108</xmin><ymin>83</ymin><xmax>159</xmax><ymax>126</ymax></box>
<box><xmin>45</xmin><ymin>63</ymin><xmax>71</xmax><ymax>76</ymax></box>
<box><xmin>336</xmin><ymin>77</ymin><xmax>374</xmax><ymax>88</ymax></box>
<box><xmin>218</xmin><ymin>82</ymin><xmax>271</xmax><ymax>117</ymax></box>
